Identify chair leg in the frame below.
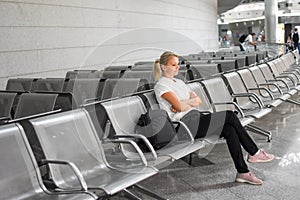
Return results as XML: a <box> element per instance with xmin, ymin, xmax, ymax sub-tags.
<box><xmin>122</xmin><ymin>188</ymin><xmax>143</xmax><ymax>200</ymax></box>
<box><xmin>132</xmin><ymin>184</ymin><xmax>169</xmax><ymax>200</ymax></box>
<box><xmin>245</xmin><ymin>124</ymin><xmax>272</xmax><ymax>142</ymax></box>
<box><xmin>285</xmin><ymin>98</ymin><xmax>300</xmax><ymax>106</ymax></box>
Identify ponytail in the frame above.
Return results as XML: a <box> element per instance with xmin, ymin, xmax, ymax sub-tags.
<box><xmin>153</xmin><ymin>51</ymin><xmax>178</xmax><ymax>81</ymax></box>
<box><xmin>153</xmin><ymin>60</ymin><xmax>161</xmax><ymax>81</ymax></box>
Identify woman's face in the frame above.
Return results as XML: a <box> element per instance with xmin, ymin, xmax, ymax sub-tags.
<box><xmin>163</xmin><ymin>56</ymin><xmax>179</xmax><ymax>77</ymax></box>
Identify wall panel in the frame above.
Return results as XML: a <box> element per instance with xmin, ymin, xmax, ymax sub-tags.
<box><xmin>0</xmin><ymin>0</ymin><xmax>218</xmax><ymax>89</ymax></box>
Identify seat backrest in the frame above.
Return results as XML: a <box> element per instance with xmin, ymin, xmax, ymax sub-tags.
<box><xmin>31</xmin><ymin>78</ymin><xmax>65</xmax><ymax>92</ymax></box>
<box><xmin>189</xmin><ymin>64</ymin><xmax>219</xmax><ymax>78</ymax></box>
<box><xmin>279</xmin><ymin>54</ymin><xmax>293</xmax><ymax>68</ymax></box>
<box><xmin>14</xmin><ymin>93</ymin><xmax>58</xmax><ymax>119</ymax></box>
<box><xmin>83</xmin><ymin>102</ymin><xmax>109</xmax><ymax>140</ymax></box>
<box><xmin>245</xmin><ymin>54</ymin><xmax>257</xmax><ymax>66</ymax></box>
<box><xmin>256</xmin><ymin>52</ymin><xmax>265</xmax><ymax>63</ymax></box>
<box><xmin>140</xmin><ymin>91</ymin><xmax>159</xmax><ymax>110</ymax></box>
<box><xmin>101</xmin><ymin>78</ymin><xmax>147</xmax><ymax>100</ymax></box>
<box><xmin>224</xmin><ymin>56</ymin><xmax>246</xmax><ymax>68</ymax></box>
<box><xmin>187</xmin><ymin>82</ymin><xmax>213</xmax><ymax>113</ymax></box>
<box><xmin>101</xmin><ymin>71</ymin><xmax>121</xmax><ymax>79</ymax></box>
<box><xmin>63</xmin><ymin>78</ymin><xmax>101</xmax><ymax>106</ymax></box>
<box><xmin>0</xmin><ymin>123</ymin><xmax>44</xmax><ymax>199</ymax></box>
<box><xmin>6</xmin><ymin>78</ymin><xmax>36</xmax><ymax>92</ymax></box>
<box><xmin>0</xmin><ymin>92</ymin><xmax>17</xmax><ymax>119</ymax></box>
<box><xmin>237</xmin><ymin>68</ymin><xmax>260</xmax><ymax>90</ymax></box>
<box><xmin>122</xmin><ymin>71</ymin><xmax>155</xmax><ymax>83</ymax></box>
<box><xmin>267</xmin><ymin>60</ymin><xmax>281</xmax><ymax>77</ymax></box>
<box><xmin>222</xmin><ymin>72</ymin><xmax>256</xmax><ymax>108</ymax></box>
<box><xmin>256</xmin><ymin>63</ymin><xmax>274</xmax><ymax>81</ymax></box>
<box><xmin>55</xmin><ymin>92</ymin><xmax>78</xmax><ymax>111</ymax></box>
<box><xmin>175</xmin><ymin>70</ymin><xmax>188</xmax><ymax>81</ymax></box>
<box><xmin>131</xmin><ymin>65</ymin><xmax>153</xmax><ymax>71</ymax></box>
<box><xmin>105</xmin><ymin>65</ymin><xmax>130</xmax><ymax>71</ymax></box>
<box><xmin>65</xmin><ymin>70</ymin><xmax>97</xmax><ymax>79</ymax></box>
<box><xmin>102</xmin><ymin>96</ymin><xmax>147</xmax><ymax>138</ymax></box>
<box><xmin>200</xmin><ymin>77</ymin><xmax>234</xmax><ymax>111</ymax></box>
<box><xmin>213</xmin><ymin>60</ymin><xmax>236</xmax><ymax>72</ymax></box>
<box><xmin>249</xmin><ymin>65</ymin><xmax>270</xmax><ymax>84</ymax></box>
<box><xmin>29</xmin><ymin>109</ymin><xmax>107</xmax><ymax>189</ymax></box>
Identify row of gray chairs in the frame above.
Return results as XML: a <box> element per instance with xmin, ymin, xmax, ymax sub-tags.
<box><xmin>0</xmin><ymin>98</ymin><xmax>169</xmax><ymax>199</ymax></box>
<box><xmin>5</xmin><ymin>77</ymin><xmax>150</xmax><ymax>106</ymax></box>
<box><xmin>0</xmin><ymin>50</ymin><xmax>292</xmax><ymax>200</ymax></box>
<box><xmin>0</xmin><ymin>91</ymin><xmax>75</xmax><ymax>124</ymax></box>
<box><xmin>184</xmin><ymin>50</ymin><xmax>267</xmax><ymax>68</ymax></box>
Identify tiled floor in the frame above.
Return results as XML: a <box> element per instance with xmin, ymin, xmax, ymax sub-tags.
<box><xmin>112</xmin><ymin>94</ymin><xmax>300</xmax><ymax>200</ymax></box>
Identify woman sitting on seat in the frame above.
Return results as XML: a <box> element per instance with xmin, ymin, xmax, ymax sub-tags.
<box><xmin>153</xmin><ymin>51</ymin><xmax>275</xmax><ymax>185</ymax></box>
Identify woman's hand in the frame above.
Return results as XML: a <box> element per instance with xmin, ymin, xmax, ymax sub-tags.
<box><xmin>170</xmin><ymin>106</ymin><xmax>177</xmax><ymax>113</ymax></box>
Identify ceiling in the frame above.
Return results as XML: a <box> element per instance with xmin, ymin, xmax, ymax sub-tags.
<box><xmin>217</xmin><ymin>0</ymin><xmax>245</xmax><ymax>14</ymax></box>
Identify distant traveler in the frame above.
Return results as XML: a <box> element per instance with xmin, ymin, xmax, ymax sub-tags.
<box><xmin>292</xmin><ymin>28</ymin><xmax>300</xmax><ymax>53</ymax></box>
<box><xmin>153</xmin><ymin>51</ymin><xmax>275</xmax><ymax>185</ymax></box>
<box><xmin>239</xmin><ymin>33</ymin><xmax>257</xmax><ymax>51</ymax></box>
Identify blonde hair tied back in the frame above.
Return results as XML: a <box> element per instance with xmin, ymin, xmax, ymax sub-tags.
<box><xmin>153</xmin><ymin>60</ymin><xmax>161</xmax><ymax>81</ymax></box>
<box><xmin>153</xmin><ymin>51</ymin><xmax>178</xmax><ymax>81</ymax></box>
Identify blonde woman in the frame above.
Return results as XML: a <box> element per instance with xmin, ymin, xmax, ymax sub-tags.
<box><xmin>153</xmin><ymin>51</ymin><xmax>274</xmax><ymax>185</ymax></box>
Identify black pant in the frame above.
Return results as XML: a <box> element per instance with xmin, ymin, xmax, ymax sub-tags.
<box><xmin>181</xmin><ymin>110</ymin><xmax>259</xmax><ymax>173</ymax></box>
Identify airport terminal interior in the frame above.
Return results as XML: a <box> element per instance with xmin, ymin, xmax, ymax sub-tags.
<box><xmin>1</xmin><ymin>0</ymin><xmax>300</xmax><ymax>199</ymax></box>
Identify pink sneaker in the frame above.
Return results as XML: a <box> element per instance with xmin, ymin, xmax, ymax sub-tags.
<box><xmin>235</xmin><ymin>172</ymin><xmax>263</xmax><ymax>185</ymax></box>
<box><xmin>248</xmin><ymin>149</ymin><xmax>275</xmax><ymax>163</ymax></box>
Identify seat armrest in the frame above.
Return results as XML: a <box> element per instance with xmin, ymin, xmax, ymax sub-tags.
<box><xmin>41</xmin><ymin>159</ymin><xmax>88</xmax><ymax>192</ymax></box>
<box><xmin>213</xmin><ymin>102</ymin><xmax>245</xmax><ymax>117</ymax></box>
<box><xmin>258</xmin><ymin>83</ymin><xmax>283</xmax><ymax>94</ymax></box>
<box><xmin>248</xmin><ymin>87</ymin><xmax>274</xmax><ymax>99</ymax></box>
<box><xmin>275</xmin><ymin>75</ymin><xmax>296</xmax><ymax>86</ymax></box>
<box><xmin>106</xmin><ymin>138</ymin><xmax>148</xmax><ymax>166</ymax></box>
<box><xmin>267</xmin><ymin>79</ymin><xmax>290</xmax><ymax>90</ymax></box>
<box><xmin>112</xmin><ymin>134</ymin><xmax>157</xmax><ymax>160</ymax></box>
<box><xmin>232</xmin><ymin>92</ymin><xmax>264</xmax><ymax>108</ymax></box>
<box><xmin>172</xmin><ymin>121</ymin><xmax>194</xmax><ymax>141</ymax></box>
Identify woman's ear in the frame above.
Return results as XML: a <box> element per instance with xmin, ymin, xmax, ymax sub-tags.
<box><xmin>161</xmin><ymin>65</ymin><xmax>166</xmax><ymax>71</ymax></box>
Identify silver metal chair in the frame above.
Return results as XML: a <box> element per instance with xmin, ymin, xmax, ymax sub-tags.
<box><xmin>14</xmin><ymin>93</ymin><xmax>59</xmax><ymax>119</ymax></box>
<box><xmin>29</xmin><ymin>108</ymin><xmax>160</xmax><ymax>199</ymax></box>
<box><xmin>31</xmin><ymin>78</ymin><xmax>65</xmax><ymax>92</ymax></box>
<box><xmin>100</xmin><ymin>78</ymin><xmax>149</xmax><ymax>100</ymax></box>
<box><xmin>0</xmin><ymin>123</ymin><xmax>97</xmax><ymax>200</ymax></box>
<box><xmin>101</xmin><ymin>96</ymin><xmax>205</xmax><ymax>163</ymax></box>
<box><xmin>63</xmin><ymin>78</ymin><xmax>102</xmax><ymax>106</ymax></box>
<box><xmin>223</xmin><ymin>71</ymin><xmax>283</xmax><ymax>108</ymax></box>
<box><xmin>0</xmin><ymin>92</ymin><xmax>17</xmax><ymax>122</ymax></box>
<box><xmin>6</xmin><ymin>78</ymin><xmax>37</xmax><ymax>92</ymax></box>
<box><xmin>200</xmin><ymin>77</ymin><xmax>272</xmax><ymax>141</ymax></box>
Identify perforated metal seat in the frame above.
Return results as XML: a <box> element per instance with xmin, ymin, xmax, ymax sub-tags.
<box><xmin>29</xmin><ymin>108</ymin><xmax>158</xmax><ymax>198</ymax></box>
<box><xmin>223</xmin><ymin>71</ymin><xmax>283</xmax><ymax>108</ymax></box>
<box><xmin>63</xmin><ymin>78</ymin><xmax>102</xmax><ymax>106</ymax></box>
<box><xmin>237</xmin><ymin>67</ymin><xmax>293</xmax><ymax>104</ymax></box>
<box><xmin>31</xmin><ymin>78</ymin><xmax>65</xmax><ymax>92</ymax></box>
<box><xmin>0</xmin><ymin>92</ymin><xmax>17</xmax><ymax>122</ymax></box>
<box><xmin>189</xmin><ymin>64</ymin><xmax>219</xmax><ymax>79</ymax></box>
<box><xmin>6</xmin><ymin>78</ymin><xmax>37</xmax><ymax>92</ymax></box>
<box><xmin>0</xmin><ymin>123</ymin><xmax>97</xmax><ymax>200</ymax></box>
<box><xmin>101</xmin><ymin>96</ymin><xmax>205</xmax><ymax>163</ymax></box>
<box><xmin>101</xmin><ymin>78</ymin><xmax>149</xmax><ymax>100</ymax></box>
<box><xmin>14</xmin><ymin>93</ymin><xmax>59</xmax><ymax>119</ymax></box>
<box><xmin>188</xmin><ymin>82</ymin><xmax>254</xmax><ymax>127</ymax></box>
<box><xmin>201</xmin><ymin>77</ymin><xmax>272</xmax><ymax>141</ymax></box>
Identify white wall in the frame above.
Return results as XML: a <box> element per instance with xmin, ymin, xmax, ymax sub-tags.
<box><xmin>0</xmin><ymin>0</ymin><xmax>218</xmax><ymax>89</ymax></box>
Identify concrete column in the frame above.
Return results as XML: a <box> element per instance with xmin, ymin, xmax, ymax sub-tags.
<box><xmin>264</xmin><ymin>0</ymin><xmax>278</xmax><ymax>43</ymax></box>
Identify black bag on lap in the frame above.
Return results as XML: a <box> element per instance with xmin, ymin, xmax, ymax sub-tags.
<box><xmin>134</xmin><ymin>109</ymin><xmax>177</xmax><ymax>151</ymax></box>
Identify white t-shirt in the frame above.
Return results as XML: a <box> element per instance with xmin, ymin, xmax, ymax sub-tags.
<box><xmin>154</xmin><ymin>76</ymin><xmax>196</xmax><ymax>121</ymax></box>
<box><xmin>244</xmin><ymin>34</ymin><xmax>253</xmax><ymax>44</ymax></box>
